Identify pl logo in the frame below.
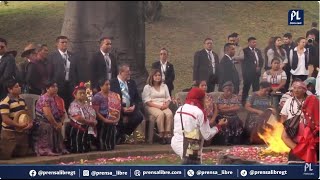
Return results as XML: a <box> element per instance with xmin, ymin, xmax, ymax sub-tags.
<box><xmin>288</xmin><ymin>10</ymin><xmax>304</xmax><ymax>25</ymax></box>
<box><xmin>303</xmin><ymin>163</ymin><xmax>315</xmax><ymax>176</ymax></box>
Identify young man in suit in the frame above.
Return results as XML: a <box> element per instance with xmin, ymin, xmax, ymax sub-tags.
<box><xmin>218</xmin><ymin>43</ymin><xmax>239</xmax><ymax>94</ymax></box>
<box><xmin>193</xmin><ymin>38</ymin><xmax>219</xmax><ymax>92</ymax></box>
<box><xmin>90</xmin><ymin>37</ymin><xmax>118</xmax><ymax>94</ymax></box>
<box><xmin>151</xmin><ymin>48</ymin><xmax>175</xmax><ymax>96</ymax></box>
<box><xmin>109</xmin><ymin>64</ymin><xmax>143</xmax><ymax>144</ymax></box>
<box><xmin>219</xmin><ymin>33</ymin><xmax>244</xmax><ymax>95</ymax></box>
<box><xmin>242</xmin><ymin>37</ymin><xmax>264</xmax><ymax>105</ymax></box>
<box><xmin>282</xmin><ymin>33</ymin><xmax>296</xmax><ymax>91</ymax></box>
<box><xmin>48</xmin><ymin>36</ymin><xmax>81</xmax><ymax>109</ymax></box>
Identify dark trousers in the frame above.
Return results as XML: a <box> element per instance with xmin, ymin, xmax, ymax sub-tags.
<box><xmin>57</xmin><ymin>81</ymin><xmax>73</xmax><ymax>110</ymax></box>
<box><xmin>292</xmin><ymin>75</ymin><xmax>308</xmax><ymax>82</ymax></box>
<box><xmin>242</xmin><ymin>75</ymin><xmax>260</xmax><ymax>105</ymax></box>
<box><xmin>284</xmin><ymin>65</ymin><xmax>291</xmax><ymax>91</ymax></box>
<box><xmin>207</xmin><ymin>74</ymin><xmax>217</xmax><ymax>93</ymax></box>
<box><xmin>116</xmin><ymin>109</ymin><xmax>143</xmax><ymax>140</ymax></box>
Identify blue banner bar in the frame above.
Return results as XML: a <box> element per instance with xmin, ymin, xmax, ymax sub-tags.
<box><xmin>0</xmin><ymin>164</ymin><xmax>318</xmax><ymax>179</ymax></box>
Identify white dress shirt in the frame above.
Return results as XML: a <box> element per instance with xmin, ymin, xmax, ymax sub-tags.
<box><xmin>249</xmin><ymin>47</ymin><xmax>259</xmax><ymax>65</ymax></box>
<box><xmin>289</xmin><ymin>47</ymin><xmax>308</xmax><ymax>76</ymax></box>
<box><xmin>101</xmin><ymin>50</ymin><xmax>112</xmax><ymax>80</ymax></box>
<box><xmin>58</xmin><ymin>49</ymin><xmax>70</xmax><ymax>81</ymax></box>
<box><xmin>206</xmin><ymin>49</ymin><xmax>216</xmax><ymax>74</ymax></box>
<box><xmin>160</xmin><ymin>60</ymin><xmax>167</xmax><ymax>81</ymax></box>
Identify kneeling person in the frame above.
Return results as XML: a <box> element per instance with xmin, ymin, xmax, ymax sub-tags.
<box><xmin>0</xmin><ymin>79</ymin><xmax>33</xmax><ymax>160</ymax></box>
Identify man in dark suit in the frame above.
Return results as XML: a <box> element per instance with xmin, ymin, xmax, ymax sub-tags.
<box><xmin>193</xmin><ymin>38</ymin><xmax>219</xmax><ymax>92</ymax></box>
<box><xmin>109</xmin><ymin>64</ymin><xmax>143</xmax><ymax>144</ymax></box>
<box><xmin>151</xmin><ymin>48</ymin><xmax>175</xmax><ymax>96</ymax></box>
<box><xmin>218</xmin><ymin>43</ymin><xmax>239</xmax><ymax>94</ymax></box>
<box><xmin>0</xmin><ymin>38</ymin><xmax>16</xmax><ymax>101</ymax></box>
<box><xmin>24</xmin><ymin>44</ymin><xmax>53</xmax><ymax>95</ymax></box>
<box><xmin>242</xmin><ymin>37</ymin><xmax>264</xmax><ymax>105</ymax></box>
<box><xmin>282</xmin><ymin>33</ymin><xmax>296</xmax><ymax>91</ymax></box>
<box><xmin>90</xmin><ymin>37</ymin><xmax>118</xmax><ymax>94</ymax></box>
<box><xmin>48</xmin><ymin>36</ymin><xmax>81</xmax><ymax>109</ymax></box>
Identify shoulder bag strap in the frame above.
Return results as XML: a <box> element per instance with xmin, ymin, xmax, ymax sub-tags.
<box><xmin>180</xmin><ymin>105</ymin><xmax>185</xmax><ymax>137</ymax></box>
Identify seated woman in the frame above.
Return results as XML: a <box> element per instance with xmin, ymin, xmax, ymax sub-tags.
<box><xmin>262</xmin><ymin>58</ymin><xmax>287</xmax><ymax>93</ymax></box>
<box><xmin>281</xmin><ymin>81</ymin><xmax>319</xmax><ymax>163</ymax></box>
<box><xmin>32</xmin><ymin>81</ymin><xmax>69</xmax><ymax>156</ymax></box>
<box><xmin>92</xmin><ymin>79</ymin><xmax>121</xmax><ymax>151</ymax></box>
<box><xmin>244</xmin><ymin>82</ymin><xmax>273</xmax><ymax>144</ymax></box>
<box><xmin>66</xmin><ymin>82</ymin><xmax>97</xmax><ymax>153</ymax></box>
<box><xmin>142</xmin><ymin>69</ymin><xmax>173</xmax><ymax>144</ymax></box>
<box><xmin>194</xmin><ymin>80</ymin><xmax>218</xmax><ymax>126</ymax></box>
<box><xmin>171</xmin><ymin>87</ymin><xmax>227</xmax><ymax>164</ymax></box>
<box><xmin>215</xmin><ymin>81</ymin><xmax>243</xmax><ymax>145</ymax></box>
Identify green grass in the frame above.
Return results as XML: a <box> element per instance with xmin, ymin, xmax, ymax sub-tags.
<box><xmin>0</xmin><ymin>1</ymin><xmax>318</xmax><ymax>93</ymax></box>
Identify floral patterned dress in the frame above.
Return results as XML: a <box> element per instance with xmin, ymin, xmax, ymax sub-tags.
<box><xmin>65</xmin><ymin>100</ymin><xmax>96</xmax><ymax>153</ymax></box>
<box><xmin>92</xmin><ymin>91</ymin><xmax>121</xmax><ymax>151</ymax></box>
<box><xmin>32</xmin><ymin>94</ymin><xmax>67</xmax><ymax>156</ymax></box>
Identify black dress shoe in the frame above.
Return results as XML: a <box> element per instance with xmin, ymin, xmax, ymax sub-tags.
<box><xmin>166</xmin><ymin>137</ymin><xmax>171</xmax><ymax>144</ymax></box>
<box><xmin>160</xmin><ymin>138</ymin><xmax>167</xmax><ymax>145</ymax></box>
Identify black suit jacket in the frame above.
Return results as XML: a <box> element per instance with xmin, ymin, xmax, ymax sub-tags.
<box><xmin>218</xmin><ymin>55</ymin><xmax>239</xmax><ymax>90</ymax></box>
<box><xmin>282</xmin><ymin>42</ymin><xmax>296</xmax><ymax>69</ymax></box>
<box><xmin>242</xmin><ymin>47</ymin><xmax>264</xmax><ymax>78</ymax></box>
<box><xmin>90</xmin><ymin>51</ymin><xmax>118</xmax><ymax>90</ymax></box>
<box><xmin>151</xmin><ymin>61</ymin><xmax>175</xmax><ymax>94</ymax></box>
<box><xmin>0</xmin><ymin>53</ymin><xmax>16</xmax><ymax>99</ymax></box>
<box><xmin>109</xmin><ymin>78</ymin><xmax>142</xmax><ymax>111</ymax></box>
<box><xmin>193</xmin><ymin>49</ymin><xmax>219</xmax><ymax>82</ymax></box>
<box><xmin>48</xmin><ymin>50</ymin><xmax>81</xmax><ymax>88</ymax></box>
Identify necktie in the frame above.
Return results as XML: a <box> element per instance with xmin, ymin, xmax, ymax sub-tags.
<box><xmin>104</xmin><ymin>54</ymin><xmax>111</xmax><ymax>79</ymax></box>
<box><xmin>251</xmin><ymin>48</ymin><xmax>258</xmax><ymax>65</ymax></box>
<box><xmin>120</xmin><ymin>81</ymin><xmax>130</xmax><ymax>107</ymax></box>
<box><xmin>63</xmin><ymin>53</ymin><xmax>68</xmax><ymax>66</ymax></box>
<box><xmin>208</xmin><ymin>51</ymin><xmax>215</xmax><ymax>74</ymax></box>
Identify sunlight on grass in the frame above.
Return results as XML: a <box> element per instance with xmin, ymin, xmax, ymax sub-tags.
<box><xmin>0</xmin><ymin>1</ymin><xmax>318</xmax><ymax>91</ymax></box>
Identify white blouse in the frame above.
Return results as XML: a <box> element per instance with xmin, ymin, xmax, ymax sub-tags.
<box><xmin>142</xmin><ymin>84</ymin><xmax>171</xmax><ymax>106</ymax></box>
<box><xmin>289</xmin><ymin>48</ymin><xmax>308</xmax><ymax>76</ymax></box>
<box><xmin>262</xmin><ymin>70</ymin><xmax>287</xmax><ymax>85</ymax></box>
<box><xmin>171</xmin><ymin>104</ymin><xmax>219</xmax><ymax>160</ymax></box>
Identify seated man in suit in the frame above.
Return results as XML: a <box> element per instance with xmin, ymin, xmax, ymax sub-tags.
<box><xmin>152</xmin><ymin>48</ymin><xmax>175</xmax><ymax>96</ymax></box>
<box><xmin>110</xmin><ymin>64</ymin><xmax>143</xmax><ymax>144</ymax></box>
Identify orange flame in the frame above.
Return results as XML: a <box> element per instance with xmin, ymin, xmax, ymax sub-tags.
<box><xmin>258</xmin><ymin>114</ymin><xmax>290</xmax><ymax>153</ymax></box>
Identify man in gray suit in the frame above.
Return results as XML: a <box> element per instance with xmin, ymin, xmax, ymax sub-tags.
<box><xmin>48</xmin><ymin>36</ymin><xmax>81</xmax><ymax>109</ymax></box>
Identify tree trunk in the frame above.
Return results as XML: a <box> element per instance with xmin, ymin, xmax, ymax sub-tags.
<box><xmin>61</xmin><ymin>1</ymin><xmax>148</xmax><ymax>91</ymax></box>
<box><xmin>144</xmin><ymin>1</ymin><xmax>162</xmax><ymax>23</ymax></box>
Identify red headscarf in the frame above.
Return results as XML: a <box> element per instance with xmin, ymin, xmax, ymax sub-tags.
<box><xmin>73</xmin><ymin>82</ymin><xmax>86</xmax><ymax>97</ymax></box>
<box><xmin>185</xmin><ymin>87</ymin><xmax>207</xmax><ymax>121</ymax></box>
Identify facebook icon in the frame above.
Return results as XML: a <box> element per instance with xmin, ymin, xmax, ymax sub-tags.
<box><xmin>288</xmin><ymin>9</ymin><xmax>304</xmax><ymax>25</ymax></box>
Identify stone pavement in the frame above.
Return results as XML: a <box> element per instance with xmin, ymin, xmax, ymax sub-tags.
<box><xmin>0</xmin><ymin>144</ymin><xmax>236</xmax><ymax>164</ymax></box>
